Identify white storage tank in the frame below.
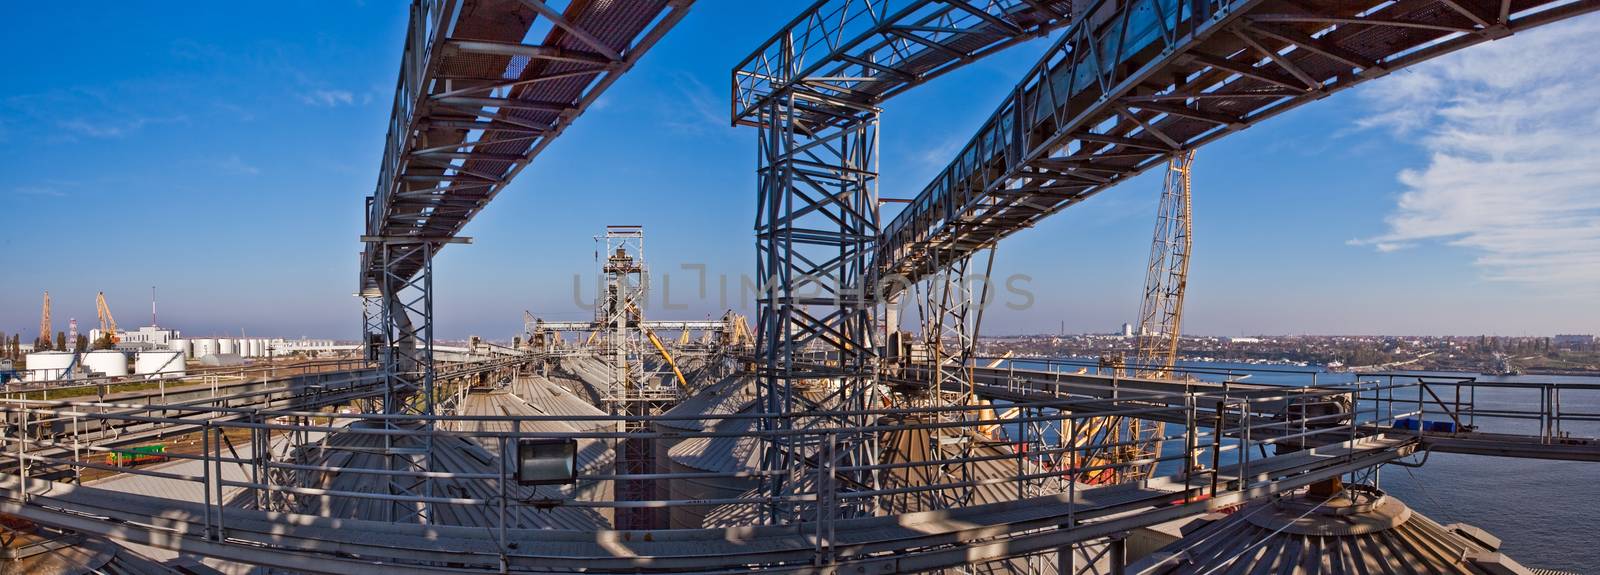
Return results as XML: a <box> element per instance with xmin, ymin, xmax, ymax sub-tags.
<box><xmin>218</xmin><ymin>339</ymin><xmax>237</xmax><ymax>356</ymax></box>
<box><xmin>83</xmin><ymin>350</ymin><xmax>129</xmax><ymax>378</ymax></box>
<box><xmin>135</xmin><ymin>350</ymin><xmax>187</xmax><ymax>378</ymax></box>
<box><xmin>24</xmin><ymin>351</ymin><xmax>78</xmax><ymax>382</ymax></box>
<box><xmin>194</xmin><ymin>338</ymin><xmax>219</xmax><ymax>357</ymax></box>
<box><xmin>251</xmin><ymin>339</ymin><xmax>266</xmax><ymax>357</ymax></box>
<box><xmin>168</xmin><ymin>338</ymin><xmax>193</xmax><ymax>358</ymax></box>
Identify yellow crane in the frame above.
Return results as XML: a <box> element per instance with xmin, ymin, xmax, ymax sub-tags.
<box><xmin>1074</xmin><ymin>151</ymin><xmax>1196</xmax><ymax>484</ymax></box>
<box><xmin>1134</xmin><ymin>150</ymin><xmax>1195</xmax><ymax>377</ymax></box>
<box><xmin>1126</xmin><ymin>150</ymin><xmax>1196</xmax><ymax>480</ymax></box>
<box><xmin>96</xmin><ymin>292</ymin><xmax>120</xmax><ymax>348</ymax></box>
<box><xmin>38</xmin><ymin>291</ymin><xmax>52</xmax><ymax>351</ymax></box>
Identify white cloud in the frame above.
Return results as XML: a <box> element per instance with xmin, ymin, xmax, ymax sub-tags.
<box><xmin>1352</xmin><ymin>19</ymin><xmax>1600</xmax><ymax>286</ymax></box>
<box><xmin>218</xmin><ymin>154</ymin><xmax>261</xmax><ymax>176</ymax></box>
<box><xmin>57</xmin><ymin>115</ymin><xmax>186</xmax><ymax>139</ymax></box>
<box><xmin>13</xmin><ymin>186</ymin><xmax>64</xmax><ymax>197</ymax></box>
<box><xmin>661</xmin><ymin>71</ymin><xmax>727</xmax><ymax>135</ymax></box>
<box><xmin>919</xmin><ymin>134</ymin><xmax>965</xmax><ymax>170</ymax></box>
<box><xmin>299</xmin><ymin>89</ymin><xmax>355</xmax><ymax>107</ymax></box>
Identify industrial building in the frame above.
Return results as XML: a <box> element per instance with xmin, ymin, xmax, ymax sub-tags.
<box><xmin>4</xmin><ymin>0</ymin><xmax>1600</xmax><ymax>573</ymax></box>
<box><xmin>88</xmin><ymin>325</ymin><xmax>181</xmax><ymax>351</ymax></box>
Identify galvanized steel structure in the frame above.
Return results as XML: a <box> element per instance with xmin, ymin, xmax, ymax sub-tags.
<box><xmin>732</xmin><ymin>0</ymin><xmax>1074</xmax><ymax>523</ymax></box>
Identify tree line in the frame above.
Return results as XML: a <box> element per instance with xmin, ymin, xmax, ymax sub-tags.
<box><xmin>0</xmin><ymin>330</ymin><xmax>96</xmax><ymax>360</ymax></box>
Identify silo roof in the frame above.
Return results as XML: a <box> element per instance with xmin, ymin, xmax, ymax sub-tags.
<box><xmin>1135</xmin><ymin>486</ymin><xmax>1543</xmax><ymax>574</ymax></box>
<box><xmin>293</xmin><ymin>422</ymin><xmax>611</xmax><ymax>531</ymax></box>
<box><xmin>667</xmin><ymin>409</ymin><xmax>763</xmax><ymax>473</ymax></box>
<box><xmin>656</xmin><ymin>375</ymin><xmax>754</xmax><ymax>431</ymax></box>
<box><xmin>509</xmin><ymin>374</ymin><xmax>615</xmax><ymax>433</ymax></box>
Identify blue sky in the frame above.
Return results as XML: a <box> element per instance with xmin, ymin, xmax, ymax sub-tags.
<box><xmin>4</xmin><ymin>3</ymin><xmax>1598</xmax><ymax>340</ymax></box>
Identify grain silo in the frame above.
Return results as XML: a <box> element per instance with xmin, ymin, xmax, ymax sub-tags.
<box><xmin>665</xmin><ymin>407</ymin><xmax>763</xmax><ymax>528</ymax></box>
<box><xmin>653</xmin><ymin>375</ymin><xmax>753</xmax><ymax>473</ymax></box>
<box><xmin>290</xmin><ymin>419</ymin><xmax>610</xmax><ymax>531</ymax></box>
<box><xmin>508</xmin><ymin>374</ymin><xmax>620</xmax><ymax>515</ymax></box>
<box><xmin>450</xmin><ymin>386</ymin><xmax>617</xmax><ymax>524</ymax></box>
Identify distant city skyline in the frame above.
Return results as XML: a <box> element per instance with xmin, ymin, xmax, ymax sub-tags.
<box><xmin>4</xmin><ymin>4</ymin><xmax>1599</xmax><ymax>339</ymax></box>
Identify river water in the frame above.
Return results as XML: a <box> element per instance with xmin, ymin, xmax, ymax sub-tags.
<box><xmin>1002</xmin><ymin>358</ymin><xmax>1600</xmax><ymax>571</ymax></box>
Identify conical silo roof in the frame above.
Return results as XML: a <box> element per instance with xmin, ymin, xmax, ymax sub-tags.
<box><xmin>1133</xmin><ymin>485</ymin><xmax>1544</xmax><ymax>575</ymax></box>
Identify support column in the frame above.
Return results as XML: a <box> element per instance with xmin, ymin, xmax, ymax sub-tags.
<box><xmin>920</xmin><ymin>248</ymin><xmax>995</xmax><ymax>409</ymax></box>
<box><xmin>369</xmin><ymin>239</ymin><xmax>438</xmax><ymax>524</ymax></box>
<box><xmin>753</xmin><ymin>86</ymin><xmax>881</xmax><ymax>523</ymax></box>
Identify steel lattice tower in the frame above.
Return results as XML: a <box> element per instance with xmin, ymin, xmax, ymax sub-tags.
<box><xmin>752</xmin><ymin>91</ymin><xmax>883</xmax><ymax>525</ymax></box>
<box><xmin>1126</xmin><ymin>150</ymin><xmax>1196</xmax><ymax>481</ymax></box>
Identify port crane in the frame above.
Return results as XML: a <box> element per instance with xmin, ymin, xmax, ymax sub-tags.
<box><xmin>1081</xmin><ymin>151</ymin><xmax>1198</xmax><ymax>483</ymax></box>
<box><xmin>1129</xmin><ymin>150</ymin><xmax>1198</xmax><ymax>479</ymax></box>
<box><xmin>1134</xmin><ymin>151</ymin><xmax>1196</xmax><ymax>379</ymax></box>
<box><xmin>37</xmin><ymin>291</ymin><xmax>51</xmax><ymax>351</ymax></box>
<box><xmin>95</xmin><ymin>291</ymin><xmax>119</xmax><ymax>349</ymax></box>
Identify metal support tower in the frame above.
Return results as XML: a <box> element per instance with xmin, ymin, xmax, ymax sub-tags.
<box><xmin>916</xmin><ymin>248</ymin><xmax>996</xmax><ymax>410</ymax></box>
<box><xmin>366</xmin><ymin>238</ymin><xmax>439</xmax><ymax>524</ymax></box>
<box><xmin>753</xmin><ymin>92</ymin><xmax>882</xmax><ymax>524</ymax></box>
<box><xmin>734</xmin><ymin>0</ymin><xmax>1069</xmax><ymax>525</ymax></box>
<box><xmin>360</xmin><ymin>291</ymin><xmax>389</xmax><ymax>414</ymax></box>
<box><xmin>593</xmin><ymin>227</ymin><xmax>679</xmax><ymax>409</ymax></box>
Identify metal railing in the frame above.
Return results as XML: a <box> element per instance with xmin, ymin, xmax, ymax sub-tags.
<box><xmin>969</xmin><ymin>357</ymin><xmax>1600</xmax><ymax>449</ymax></box>
<box><xmin>0</xmin><ymin>377</ymin><xmax>1421</xmax><ymax>571</ymax></box>
<box><xmin>973</xmin><ymin>354</ymin><xmax>1337</xmax><ymax>386</ymax></box>
<box><xmin>1358</xmin><ymin>373</ymin><xmax>1600</xmax><ymax>446</ymax></box>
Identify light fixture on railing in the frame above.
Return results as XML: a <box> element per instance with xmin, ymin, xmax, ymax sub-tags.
<box><xmin>515</xmin><ymin>438</ymin><xmax>577</xmax><ymax>485</ymax></box>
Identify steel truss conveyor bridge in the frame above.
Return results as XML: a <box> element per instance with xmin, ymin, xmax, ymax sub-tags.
<box><xmin>362</xmin><ymin>0</ymin><xmax>689</xmax><ymax>288</ymax></box>
<box><xmin>876</xmin><ymin>0</ymin><xmax>1600</xmax><ymax>281</ymax></box>
<box><xmin>354</xmin><ymin>0</ymin><xmax>691</xmax><ymax>465</ymax></box>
